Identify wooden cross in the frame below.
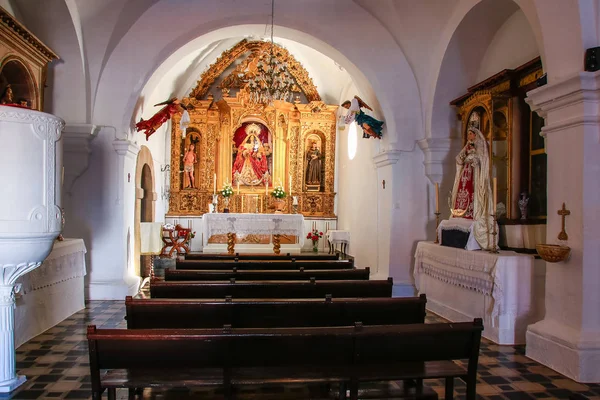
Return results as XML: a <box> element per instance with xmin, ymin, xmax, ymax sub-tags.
<box><xmin>557</xmin><ymin>202</ymin><xmax>570</xmax><ymax>241</ymax></box>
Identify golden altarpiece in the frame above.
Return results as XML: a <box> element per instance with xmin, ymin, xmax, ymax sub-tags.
<box><xmin>167</xmin><ymin>40</ymin><xmax>337</xmax><ymax>220</ymax></box>
<box><xmin>0</xmin><ymin>7</ymin><xmax>58</xmax><ymax>110</ymax></box>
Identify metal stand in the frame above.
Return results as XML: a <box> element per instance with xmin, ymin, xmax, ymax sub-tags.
<box><xmin>488</xmin><ymin>213</ymin><xmax>499</xmax><ymax>253</ymax></box>
<box><xmin>434</xmin><ymin>212</ymin><xmax>441</xmax><ymax>244</ymax></box>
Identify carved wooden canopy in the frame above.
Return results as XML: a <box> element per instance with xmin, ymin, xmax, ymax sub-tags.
<box><xmin>189</xmin><ymin>39</ymin><xmax>321</xmax><ymax>102</ymax></box>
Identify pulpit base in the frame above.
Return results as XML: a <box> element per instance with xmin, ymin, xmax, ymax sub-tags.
<box><xmin>0</xmin><ymin>375</ymin><xmax>26</xmax><ymax>393</ymax></box>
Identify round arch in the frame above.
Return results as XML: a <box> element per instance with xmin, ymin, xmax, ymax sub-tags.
<box><xmin>425</xmin><ymin>0</ymin><xmax>545</xmax><ymax>140</ymax></box>
<box><xmin>91</xmin><ymin>0</ymin><xmax>422</xmax><ymax>151</ymax></box>
<box><xmin>133</xmin><ymin>145</ymin><xmax>156</xmax><ymax>278</ymax></box>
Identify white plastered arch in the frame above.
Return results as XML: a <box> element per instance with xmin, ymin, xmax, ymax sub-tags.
<box><xmin>91</xmin><ymin>0</ymin><xmax>422</xmax><ymax>151</ymax></box>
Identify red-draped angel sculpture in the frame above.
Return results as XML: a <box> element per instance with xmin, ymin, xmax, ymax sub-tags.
<box><xmin>135</xmin><ymin>98</ymin><xmax>190</xmax><ymax>140</ymax></box>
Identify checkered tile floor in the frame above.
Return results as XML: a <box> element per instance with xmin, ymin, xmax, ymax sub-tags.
<box><xmin>3</xmin><ymin>301</ymin><xmax>599</xmax><ymax>399</ymax></box>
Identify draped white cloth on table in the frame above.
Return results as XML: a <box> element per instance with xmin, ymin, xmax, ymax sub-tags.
<box><xmin>202</xmin><ymin>213</ymin><xmax>305</xmax><ymax>246</ymax></box>
<box><xmin>16</xmin><ymin>238</ymin><xmax>87</xmax><ymax>295</ymax></box>
<box><xmin>413</xmin><ymin>241</ymin><xmax>535</xmax><ymax>324</ymax></box>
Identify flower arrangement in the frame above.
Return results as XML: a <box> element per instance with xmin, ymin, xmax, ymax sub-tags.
<box><xmin>307</xmin><ymin>229</ymin><xmax>324</xmax><ymax>252</ymax></box>
<box><xmin>307</xmin><ymin>229</ymin><xmax>323</xmax><ymax>243</ymax></box>
<box><xmin>221</xmin><ymin>183</ymin><xmax>234</xmax><ymax>198</ymax></box>
<box><xmin>271</xmin><ymin>185</ymin><xmax>286</xmax><ymax>199</ymax></box>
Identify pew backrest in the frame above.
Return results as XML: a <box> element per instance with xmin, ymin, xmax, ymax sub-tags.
<box><xmin>125</xmin><ymin>294</ymin><xmax>426</xmax><ymax>329</ymax></box>
<box><xmin>165</xmin><ymin>267</ymin><xmax>369</xmax><ymax>281</ymax></box>
<box><xmin>186</xmin><ymin>253</ymin><xmax>340</xmax><ymax>261</ymax></box>
<box><xmin>149</xmin><ymin>278</ymin><xmax>393</xmax><ymax>299</ymax></box>
<box><xmin>176</xmin><ymin>260</ymin><xmax>354</xmax><ymax>270</ymax></box>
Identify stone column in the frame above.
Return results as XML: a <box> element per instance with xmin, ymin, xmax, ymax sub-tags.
<box><xmin>525</xmin><ymin>72</ymin><xmax>600</xmax><ymax>382</ymax></box>
<box><xmin>0</xmin><ymin>263</ymin><xmax>39</xmax><ymax>392</ymax></box>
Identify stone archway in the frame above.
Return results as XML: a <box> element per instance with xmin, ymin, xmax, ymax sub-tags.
<box><xmin>134</xmin><ymin>146</ymin><xmax>156</xmax><ymax>278</ymax></box>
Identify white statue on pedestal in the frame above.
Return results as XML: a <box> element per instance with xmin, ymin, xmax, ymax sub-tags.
<box><xmin>449</xmin><ymin>127</ymin><xmax>496</xmax><ymax>250</ymax></box>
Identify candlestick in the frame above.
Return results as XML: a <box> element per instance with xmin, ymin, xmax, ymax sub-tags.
<box><xmin>492</xmin><ymin>177</ymin><xmax>497</xmax><ymax>214</ymax></box>
<box><xmin>434</xmin><ymin>212</ymin><xmax>441</xmax><ymax>244</ymax></box>
<box><xmin>488</xmin><ymin>213</ymin><xmax>499</xmax><ymax>253</ymax></box>
<box><xmin>265</xmin><ymin>180</ymin><xmax>268</xmax><ymax>196</ymax></box>
<box><xmin>292</xmin><ymin>196</ymin><xmax>298</xmax><ymax>206</ymax></box>
<box><xmin>213</xmin><ymin>173</ymin><xmax>216</xmax><ymax>195</ymax></box>
<box><xmin>237</xmin><ymin>180</ymin><xmax>240</xmax><ymax>195</ymax></box>
<box><xmin>435</xmin><ymin>182</ymin><xmax>439</xmax><ymax>213</ymax></box>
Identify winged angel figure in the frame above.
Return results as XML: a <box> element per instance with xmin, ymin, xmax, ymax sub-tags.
<box><xmin>135</xmin><ymin>97</ymin><xmax>190</xmax><ymax>140</ymax></box>
<box><xmin>342</xmin><ymin>95</ymin><xmax>384</xmax><ymax>139</ymax></box>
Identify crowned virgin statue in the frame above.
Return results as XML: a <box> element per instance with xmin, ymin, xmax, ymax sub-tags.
<box><xmin>450</xmin><ymin>126</ymin><xmax>497</xmax><ymax>250</ymax></box>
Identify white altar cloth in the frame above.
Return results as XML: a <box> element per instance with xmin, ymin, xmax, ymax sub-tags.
<box><xmin>14</xmin><ymin>239</ymin><xmax>86</xmax><ymax>347</ymax></box>
<box><xmin>414</xmin><ymin>241</ymin><xmax>545</xmax><ymax>344</ymax></box>
<box><xmin>202</xmin><ymin>213</ymin><xmax>305</xmax><ymax>253</ymax></box>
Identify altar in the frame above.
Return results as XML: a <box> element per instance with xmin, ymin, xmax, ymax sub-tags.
<box><xmin>413</xmin><ymin>241</ymin><xmax>546</xmax><ymax>344</ymax></box>
<box><xmin>202</xmin><ymin>213</ymin><xmax>305</xmax><ymax>254</ymax></box>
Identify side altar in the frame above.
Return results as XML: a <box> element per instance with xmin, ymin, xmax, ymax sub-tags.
<box><xmin>414</xmin><ymin>241</ymin><xmax>545</xmax><ymax>345</ymax></box>
<box><xmin>202</xmin><ymin>213</ymin><xmax>304</xmax><ymax>254</ymax></box>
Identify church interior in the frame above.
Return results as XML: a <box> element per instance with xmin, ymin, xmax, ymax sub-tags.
<box><xmin>0</xmin><ymin>0</ymin><xmax>599</xmax><ymax>399</ymax></box>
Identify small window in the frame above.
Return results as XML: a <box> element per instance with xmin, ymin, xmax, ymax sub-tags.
<box><xmin>348</xmin><ymin>121</ymin><xmax>357</xmax><ymax>160</ymax></box>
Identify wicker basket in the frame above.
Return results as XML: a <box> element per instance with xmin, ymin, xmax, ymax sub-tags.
<box><xmin>536</xmin><ymin>244</ymin><xmax>571</xmax><ymax>263</ymax></box>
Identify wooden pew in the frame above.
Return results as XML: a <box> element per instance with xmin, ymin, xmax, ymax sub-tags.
<box><xmin>150</xmin><ymin>278</ymin><xmax>393</xmax><ymax>299</ymax></box>
<box><xmin>186</xmin><ymin>252</ymin><xmax>340</xmax><ymax>261</ymax></box>
<box><xmin>87</xmin><ymin>319</ymin><xmax>482</xmax><ymax>400</ymax></box>
<box><xmin>125</xmin><ymin>294</ymin><xmax>426</xmax><ymax>329</ymax></box>
<box><xmin>176</xmin><ymin>259</ymin><xmax>354</xmax><ymax>270</ymax></box>
<box><xmin>164</xmin><ymin>267</ymin><xmax>370</xmax><ymax>281</ymax></box>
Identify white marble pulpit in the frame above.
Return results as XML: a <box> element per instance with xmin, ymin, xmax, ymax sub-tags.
<box><xmin>202</xmin><ymin>213</ymin><xmax>305</xmax><ymax>254</ymax></box>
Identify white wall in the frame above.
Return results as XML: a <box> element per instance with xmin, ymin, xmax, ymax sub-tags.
<box><xmin>478</xmin><ymin>10</ymin><xmax>540</xmax><ymax>81</ymax></box>
<box><xmin>336</xmin><ymin>120</ymin><xmax>379</xmax><ymax>271</ymax></box>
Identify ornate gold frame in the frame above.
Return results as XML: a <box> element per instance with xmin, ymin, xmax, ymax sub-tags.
<box><xmin>168</xmin><ymin>42</ymin><xmax>338</xmax><ymax>217</ymax></box>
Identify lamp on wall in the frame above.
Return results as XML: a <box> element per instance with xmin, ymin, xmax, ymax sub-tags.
<box><xmin>245</xmin><ymin>0</ymin><xmax>296</xmax><ymax>105</ymax></box>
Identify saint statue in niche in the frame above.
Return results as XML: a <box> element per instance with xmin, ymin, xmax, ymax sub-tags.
<box><xmin>450</xmin><ymin>126</ymin><xmax>496</xmax><ymax>249</ymax></box>
<box><xmin>232</xmin><ymin>122</ymin><xmax>271</xmax><ymax>186</ymax></box>
<box><xmin>305</xmin><ymin>141</ymin><xmax>322</xmax><ymax>186</ymax></box>
<box><xmin>183</xmin><ymin>142</ymin><xmax>198</xmax><ymax>189</ymax></box>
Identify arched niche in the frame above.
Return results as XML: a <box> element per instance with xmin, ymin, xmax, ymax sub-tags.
<box><xmin>231</xmin><ymin>121</ymin><xmax>273</xmax><ymax>187</ymax></box>
<box><xmin>182</xmin><ymin>128</ymin><xmax>202</xmax><ymax>190</ymax></box>
<box><xmin>134</xmin><ymin>146</ymin><xmax>155</xmax><ymax>278</ymax></box>
<box><xmin>303</xmin><ymin>130</ymin><xmax>326</xmax><ymax>192</ymax></box>
<box><xmin>0</xmin><ymin>57</ymin><xmax>37</xmax><ymax>109</ymax></box>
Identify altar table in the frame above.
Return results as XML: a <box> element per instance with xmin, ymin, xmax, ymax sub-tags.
<box><xmin>202</xmin><ymin>213</ymin><xmax>305</xmax><ymax>254</ymax></box>
<box><xmin>413</xmin><ymin>241</ymin><xmax>546</xmax><ymax>345</ymax></box>
<box><xmin>14</xmin><ymin>238</ymin><xmax>86</xmax><ymax>347</ymax></box>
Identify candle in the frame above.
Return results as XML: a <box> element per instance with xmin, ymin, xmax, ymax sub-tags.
<box><xmin>289</xmin><ymin>174</ymin><xmax>292</xmax><ymax>196</ymax></box>
<box><xmin>265</xmin><ymin>180</ymin><xmax>268</xmax><ymax>196</ymax></box>
<box><xmin>237</xmin><ymin>180</ymin><xmax>240</xmax><ymax>195</ymax></box>
<box><xmin>292</xmin><ymin>196</ymin><xmax>298</xmax><ymax>206</ymax></box>
<box><xmin>213</xmin><ymin>173</ymin><xmax>216</xmax><ymax>195</ymax></box>
<box><xmin>492</xmin><ymin>177</ymin><xmax>497</xmax><ymax>214</ymax></box>
<box><xmin>435</xmin><ymin>182</ymin><xmax>439</xmax><ymax>213</ymax></box>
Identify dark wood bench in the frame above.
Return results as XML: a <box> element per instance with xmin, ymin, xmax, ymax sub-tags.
<box><xmin>125</xmin><ymin>294</ymin><xmax>425</xmax><ymax>329</ymax></box>
<box><xmin>150</xmin><ymin>278</ymin><xmax>393</xmax><ymax>299</ymax></box>
<box><xmin>186</xmin><ymin>252</ymin><xmax>340</xmax><ymax>261</ymax></box>
<box><xmin>87</xmin><ymin>319</ymin><xmax>482</xmax><ymax>400</ymax></box>
<box><xmin>176</xmin><ymin>259</ymin><xmax>354</xmax><ymax>270</ymax></box>
<box><xmin>164</xmin><ymin>267</ymin><xmax>369</xmax><ymax>281</ymax></box>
